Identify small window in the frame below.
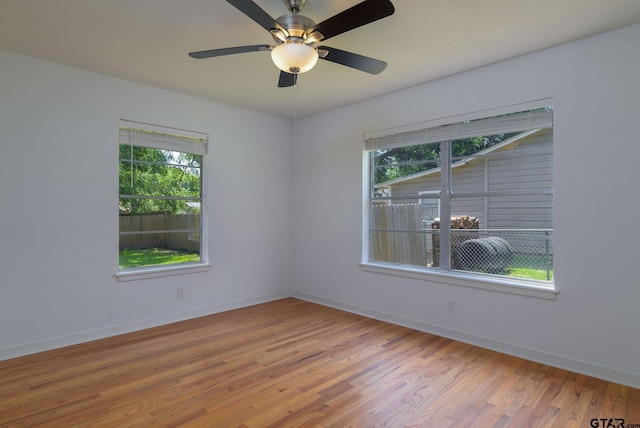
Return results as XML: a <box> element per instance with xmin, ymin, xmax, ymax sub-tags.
<box><xmin>118</xmin><ymin>120</ymin><xmax>207</xmax><ymax>272</ymax></box>
<box><xmin>365</xmin><ymin>106</ymin><xmax>554</xmax><ymax>287</ymax></box>
<box><xmin>419</xmin><ymin>191</ymin><xmax>440</xmax><ymax>224</ymax></box>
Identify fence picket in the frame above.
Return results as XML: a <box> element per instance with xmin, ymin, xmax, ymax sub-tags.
<box><xmin>370</xmin><ymin>203</ymin><xmax>425</xmax><ymax>266</ymax></box>
<box><xmin>119</xmin><ymin>214</ymin><xmax>200</xmax><ymax>252</ymax></box>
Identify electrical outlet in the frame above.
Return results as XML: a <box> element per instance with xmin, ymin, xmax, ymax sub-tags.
<box><xmin>177</xmin><ymin>287</ymin><xmax>185</xmax><ymax>299</ymax></box>
<box><xmin>447</xmin><ymin>300</ymin><xmax>456</xmax><ymax>313</ymax></box>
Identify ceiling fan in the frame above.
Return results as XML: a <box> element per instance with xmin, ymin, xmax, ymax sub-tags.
<box><xmin>189</xmin><ymin>0</ymin><xmax>395</xmax><ymax>87</ymax></box>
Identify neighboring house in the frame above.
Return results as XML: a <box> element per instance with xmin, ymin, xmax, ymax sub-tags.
<box><xmin>376</xmin><ymin>128</ymin><xmax>554</xmax><ymax>231</ymax></box>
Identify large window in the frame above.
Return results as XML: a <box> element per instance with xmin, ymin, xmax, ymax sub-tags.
<box><xmin>118</xmin><ymin>120</ymin><xmax>207</xmax><ymax>273</ymax></box>
<box><xmin>364</xmin><ymin>105</ymin><xmax>554</xmax><ymax>289</ymax></box>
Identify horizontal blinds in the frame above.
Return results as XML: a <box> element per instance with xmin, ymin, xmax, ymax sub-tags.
<box><xmin>119</xmin><ymin>122</ymin><xmax>207</xmax><ymax>155</ymax></box>
<box><xmin>365</xmin><ymin>108</ymin><xmax>553</xmax><ymax>151</ymax></box>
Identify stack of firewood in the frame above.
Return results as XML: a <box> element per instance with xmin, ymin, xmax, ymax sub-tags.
<box><xmin>451</xmin><ymin>215</ymin><xmax>480</xmax><ymax>229</ymax></box>
<box><xmin>431</xmin><ymin>215</ymin><xmax>480</xmax><ymax>230</ymax></box>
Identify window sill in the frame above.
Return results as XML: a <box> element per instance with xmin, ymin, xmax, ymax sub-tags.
<box><xmin>360</xmin><ymin>262</ymin><xmax>557</xmax><ymax>300</ymax></box>
<box><xmin>116</xmin><ymin>263</ymin><xmax>211</xmax><ymax>282</ymax></box>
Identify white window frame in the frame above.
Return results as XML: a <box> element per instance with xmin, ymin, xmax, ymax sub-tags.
<box><xmin>361</xmin><ymin>100</ymin><xmax>557</xmax><ymax>299</ymax></box>
<box><xmin>116</xmin><ymin>120</ymin><xmax>210</xmax><ymax>282</ymax></box>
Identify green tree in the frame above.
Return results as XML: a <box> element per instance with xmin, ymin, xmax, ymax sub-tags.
<box><xmin>373</xmin><ymin>133</ymin><xmax>518</xmax><ymax>188</ymax></box>
<box><xmin>119</xmin><ymin>146</ymin><xmax>201</xmax><ymax>215</ymax></box>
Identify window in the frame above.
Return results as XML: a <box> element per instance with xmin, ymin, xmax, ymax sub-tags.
<box><xmin>364</xmin><ymin>104</ymin><xmax>554</xmax><ymax>291</ymax></box>
<box><xmin>419</xmin><ymin>191</ymin><xmax>440</xmax><ymax>224</ymax></box>
<box><xmin>118</xmin><ymin>120</ymin><xmax>207</xmax><ymax>274</ymax></box>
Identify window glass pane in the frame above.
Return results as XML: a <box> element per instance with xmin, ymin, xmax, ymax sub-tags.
<box><xmin>119</xmin><ymin>139</ymin><xmax>203</xmax><ymax>271</ymax></box>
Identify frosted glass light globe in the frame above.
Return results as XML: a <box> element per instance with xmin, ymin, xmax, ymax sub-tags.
<box><xmin>271</xmin><ymin>43</ymin><xmax>318</xmax><ymax>74</ymax></box>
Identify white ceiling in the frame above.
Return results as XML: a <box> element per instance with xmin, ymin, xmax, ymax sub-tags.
<box><xmin>2</xmin><ymin>0</ymin><xmax>640</xmax><ymax>119</ymax></box>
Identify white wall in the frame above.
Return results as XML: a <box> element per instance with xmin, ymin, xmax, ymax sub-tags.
<box><xmin>0</xmin><ymin>50</ymin><xmax>293</xmax><ymax>358</ymax></box>
<box><xmin>291</xmin><ymin>24</ymin><xmax>640</xmax><ymax>387</ymax></box>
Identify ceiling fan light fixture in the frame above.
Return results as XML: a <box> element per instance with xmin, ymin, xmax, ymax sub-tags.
<box><xmin>271</xmin><ymin>42</ymin><xmax>318</xmax><ymax>74</ymax></box>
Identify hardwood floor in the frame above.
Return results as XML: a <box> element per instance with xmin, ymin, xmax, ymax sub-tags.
<box><xmin>1</xmin><ymin>298</ymin><xmax>638</xmax><ymax>427</ymax></box>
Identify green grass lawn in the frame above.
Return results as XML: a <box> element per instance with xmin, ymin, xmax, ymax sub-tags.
<box><xmin>504</xmin><ymin>254</ymin><xmax>553</xmax><ymax>281</ymax></box>
<box><xmin>454</xmin><ymin>254</ymin><xmax>553</xmax><ymax>281</ymax></box>
<box><xmin>119</xmin><ymin>248</ymin><xmax>200</xmax><ymax>269</ymax></box>
<box><xmin>120</xmin><ymin>248</ymin><xmax>552</xmax><ymax>282</ymax></box>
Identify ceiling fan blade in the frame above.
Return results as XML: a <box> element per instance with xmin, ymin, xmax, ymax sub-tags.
<box><xmin>226</xmin><ymin>0</ymin><xmax>286</xmax><ymax>35</ymax></box>
<box><xmin>278</xmin><ymin>71</ymin><xmax>297</xmax><ymax>88</ymax></box>
<box><xmin>318</xmin><ymin>46</ymin><xmax>387</xmax><ymax>74</ymax></box>
<box><xmin>189</xmin><ymin>45</ymin><xmax>271</xmax><ymax>59</ymax></box>
<box><xmin>308</xmin><ymin>0</ymin><xmax>395</xmax><ymax>42</ymax></box>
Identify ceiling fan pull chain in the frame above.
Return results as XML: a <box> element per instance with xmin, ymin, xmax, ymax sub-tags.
<box><xmin>293</xmin><ymin>83</ymin><xmax>298</xmax><ymax>127</ymax></box>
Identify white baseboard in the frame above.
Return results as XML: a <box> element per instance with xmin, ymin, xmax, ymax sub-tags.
<box><xmin>292</xmin><ymin>291</ymin><xmax>640</xmax><ymax>390</ymax></box>
<box><xmin>0</xmin><ymin>291</ymin><xmax>290</xmax><ymax>361</ymax></box>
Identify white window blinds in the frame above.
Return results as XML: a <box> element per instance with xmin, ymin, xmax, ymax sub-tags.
<box><xmin>119</xmin><ymin>120</ymin><xmax>208</xmax><ymax>155</ymax></box>
<box><xmin>364</xmin><ymin>107</ymin><xmax>553</xmax><ymax>152</ymax></box>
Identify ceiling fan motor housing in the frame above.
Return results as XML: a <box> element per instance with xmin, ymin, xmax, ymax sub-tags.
<box><xmin>283</xmin><ymin>0</ymin><xmax>306</xmax><ymax>13</ymax></box>
<box><xmin>274</xmin><ymin>13</ymin><xmax>316</xmax><ymax>41</ymax></box>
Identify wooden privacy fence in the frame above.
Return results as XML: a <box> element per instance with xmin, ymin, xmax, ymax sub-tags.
<box><xmin>370</xmin><ymin>203</ymin><xmax>426</xmax><ymax>265</ymax></box>
<box><xmin>119</xmin><ymin>214</ymin><xmax>200</xmax><ymax>252</ymax></box>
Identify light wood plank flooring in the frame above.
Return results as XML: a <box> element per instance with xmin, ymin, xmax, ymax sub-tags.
<box><xmin>1</xmin><ymin>298</ymin><xmax>638</xmax><ymax>427</ymax></box>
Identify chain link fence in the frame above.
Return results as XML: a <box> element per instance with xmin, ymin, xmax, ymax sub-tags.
<box><xmin>451</xmin><ymin>229</ymin><xmax>553</xmax><ymax>281</ymax></box>
<box><xmin>369</xmin><ymin>204</ymin><xmax>553</xmax><ymax>281</ymax></box>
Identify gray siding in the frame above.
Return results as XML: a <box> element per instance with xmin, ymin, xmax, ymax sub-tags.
<box><xmin>386</xmin><ymin>129</ymin><xmax>553</xmax><ymax>230</ymax></box>
<box><xmin>392</xmin><ymin>174</ymin><xmax>439</xmax><ymax>199</ymax></box>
